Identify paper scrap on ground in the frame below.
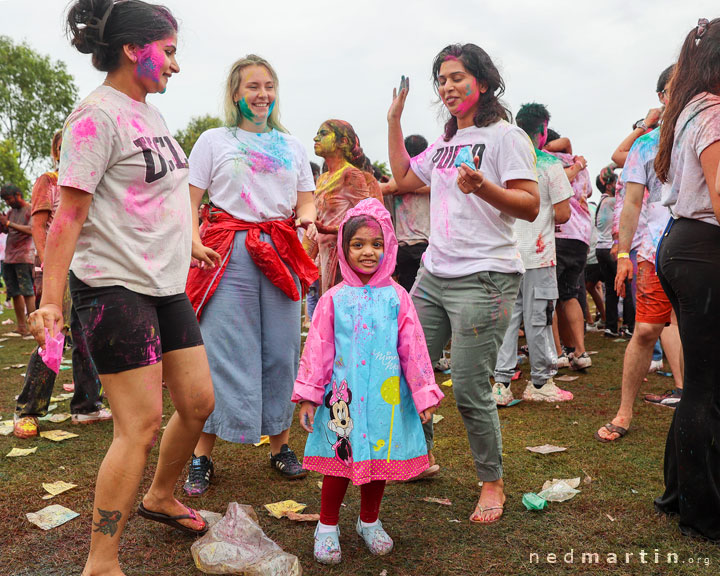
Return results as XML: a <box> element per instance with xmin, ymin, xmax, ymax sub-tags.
<box><xmin>432</xmin><ymin>414</ymin><xmax>444</xmax><ymax>424</ymax></box>
<box><xmin>26</xmin><ymin>504</ymin><xmax>79</xmax><ymax>530</ymax></box>
<box><xmin>59</xmin><ymin>366</ymin><xmax>71</xmax><ymax>371</ymax></box>
<box><xmin>5</xmin><ymin>332</ymin><xmax>21</xmax><ymax>337</ymax></box>
<box><xmin>58</xmin><ymin>393</ymin><xmax>73</xmax><ymax>400</ymax></box>
<box><xmin>61</xmin><ymin>358</ymin><xmax>72</xmax><ymax>365</ymax></box>
<box><xmin>285</xmin><ymin>511</ymin><xmax>320</xmax><ymax>522</ymax></box>
<box><xmin>538</xmin><ymin>479</ymin><xmax>581</xmax><ymax>502</ymax></box>
<box><xmin>555</xmin><ymin>375</ymin><xmax>579</xmax><ymax>382</ymax></box>
<box><xmin>39</xmin><ymin>413</ymin><xmax>71</xmax><ymax>423</ymax></box>
<box><xmin>46</xmin><ymin>403</ymin><xmax>58</xmax><ymax>413</ymax></box>
<box><xmin>2</xmin><ymin>318</ymin><xmax>14</xmax><ymax>325</ymax></box>
<box><xmin>587</xmin><ymin>350</ymin><xmax>598</xmax><ymax>355</ymax></box>
<box><xmin>264</xmin><ymin>500</ymin><xmax>307</xmax><ymax>519</ymax></box>
<box><xmin>421</xmin><ymin>497</ymin><xmax>452</xmax><ymax>506</ymax></box>
<box><xmin>613</xmin><ymin>338</ymin><xmax>626</xmax><ymax>343</ymax></box>
<box><xmin>317</xmin><ymin>481</ymin><xmax>323</xmax><ymax>489</ymax></box>
<box><xmin>526</xmin><ymin>444</ymin><xmax>567</xmax><ymax>454</ymax></box>
<box><xmin>606</xmin><ymin>513</ymin><xmax>616</xmax><ymax>522</ymax></box>
<box><xmin>10</xmin><ymin>364</ymin><xmax>25</xmax><ymax>368</ymax></box>
<box><xmin>40</xmin><ymin>430</ymin><xmax>79</xmax><ymax>442</ymax></box>
<box><xmin>7</xmin><ymin>446</ymin><xmax>38</xmax><ymax>457</ymax></box>
<box><xmin>42</xmin><ymin>481</ymin><xmax>77</xmax><ymax>500</ymax></box>
<box><xmin>0</xmin><ymin>420</ymin><xmax>13</xmax><ymax>436</ymax></box>
<box><xmin>253</xmin><ymin>435</ymin><xmax>270</xmax><ymax>447</ymax></box>
<box><xmin>442</xmin><ymin>379</ymin><xmax>453</xmax><ymax>387</ymax></box>
<box><xmin>0</xmin><ymin>337</ymin><xmax>8</xmax><ymax>342</ymax></box>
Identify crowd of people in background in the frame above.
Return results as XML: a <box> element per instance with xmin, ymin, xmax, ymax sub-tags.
<box><xmin>1</xmin><ymin>0</ymin><xmax>718</xmax><ymax>573</ymax></box>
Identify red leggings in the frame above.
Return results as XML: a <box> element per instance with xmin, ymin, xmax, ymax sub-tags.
<box><xmin>319</xmin><ymin>475</ymin><xmax>386</xmax><ymax>525</ymax></box>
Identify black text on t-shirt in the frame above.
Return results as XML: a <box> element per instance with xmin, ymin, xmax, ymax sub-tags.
<box><xmin>133</xmin><ymin>136</ymin><xmax>189</xmax><ymax>183</ymax></box>
<box><xmin>430</xmin><ymin>144</ymin><xmax>486</xmax><ymax>170</ymax></box>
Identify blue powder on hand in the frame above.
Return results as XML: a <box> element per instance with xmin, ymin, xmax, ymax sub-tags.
<box><xmin>454</xmin><ymin>146</ymin><xmax>474</xmax><ymax>169</ymax></box>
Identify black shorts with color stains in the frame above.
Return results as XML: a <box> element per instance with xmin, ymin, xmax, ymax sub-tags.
<box><xmin>69</xmin><ymin>272</ymin><xmax>203</xmax><ymax>374</ymax></box>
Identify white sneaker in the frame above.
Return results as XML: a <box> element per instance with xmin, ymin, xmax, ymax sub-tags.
<box><xmin>569</xmin><ymin>352</ymin><xmax>592</xmax><ymax>370</ymax></box>
<box><xmin>556</xmin><ymin>353</ymin><xmax>570</xmax><ymax>369</ymax></box>
<box><xmin>648</xmin><ymin>359</ymin><xmax>664</xmax><ymax>374</ymax></box>
<box><xmin>522</xmin><ymin>379</ymin><xmax>573</xmax><ymax>402</ymax></box>
<box><xmin>492</xmin><ymin>382</ymin><xmax>514</xmax><ymax>406</ymax></box>
<box><xmin>71</xmin><ymin>407</ymin><xmax>112</xmax><ymax>424</ymax></box>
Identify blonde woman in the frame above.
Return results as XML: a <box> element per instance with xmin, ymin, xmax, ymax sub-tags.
<box><xmin>185</xmin><ymin>55</ymin><xmax>317</xmax><ymax>495</ymax></box>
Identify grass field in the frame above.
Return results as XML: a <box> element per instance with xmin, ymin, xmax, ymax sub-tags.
<box><xmin>2</xmin><ymin>307</ymin><xmax>718</xmax><ymax>576</ymax></box>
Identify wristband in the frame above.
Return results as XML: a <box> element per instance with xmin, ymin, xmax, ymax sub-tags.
<box><xmin>612</xmin><ymin>239</ymin><xmax>619</xmax><ymax>245</ymax></box>
<box><xmin>618</xmin><ymin>252</ymin><xmax>630</xmax><ymax>259</ymax></box>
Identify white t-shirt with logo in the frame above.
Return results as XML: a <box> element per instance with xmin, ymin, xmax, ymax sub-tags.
<box><xmin>410</xmin><ymin>121</ymin><xmax>538</xmax><ymax>277</ymax></box>
<box><xmin>59</xmin><ymin>85</ymin><xmax>192</xmax><ymax>297</ymax></box>
<box><xmin>663</xmin><ymin>92</ymin><xmax>720</xmax><ymax>226</ymax></box>
<box><xmin>515</xmin><ymin>150</ymin><xmax>573</xmax><ymax>270</ymax></box>
<box><xmin>189</xmin><ymin>127</ymin><xmax>315</xmax><ymax>222</ymax></box>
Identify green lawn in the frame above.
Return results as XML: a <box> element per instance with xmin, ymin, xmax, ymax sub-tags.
<box><xmin>1</xmin><ymin>307</ymin><xmax>718</xmax><ymax>575</ymax></box>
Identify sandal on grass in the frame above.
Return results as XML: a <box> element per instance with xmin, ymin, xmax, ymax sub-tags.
<box><xmin>594</xmin><ymin>422</ymin><xmax>628</xmax><ymax>443</ymax></box>
<box><xmin>137</xmin><ymin>501</ymin><xmax>208</xmax><ymax>536</ymax></box>
<box><xmin>469</xmin><ymin>502</ymin><xmax>504</xmax><ymax>525</ymax></box>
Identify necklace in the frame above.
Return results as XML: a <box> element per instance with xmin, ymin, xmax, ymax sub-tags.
<box><xmin>103</xmin><ymin>79</ymin><xmax>120</xmax><ymax>91</ymax></box>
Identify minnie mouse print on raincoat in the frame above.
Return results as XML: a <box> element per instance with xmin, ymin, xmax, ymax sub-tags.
<box><xmin>292</xmin><ymin>198</ymin><xmax>444</xmax><ymax>484</ymax></box>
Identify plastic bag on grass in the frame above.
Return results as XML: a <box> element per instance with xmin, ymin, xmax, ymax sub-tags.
<box><xmin>191</xmin><ymin>502</ymin><xmax>302</xmax><ymax>575</ymax></box>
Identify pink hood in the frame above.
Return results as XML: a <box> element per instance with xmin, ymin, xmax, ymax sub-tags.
<box><xmin>336</xmin><ymin>198</ymin><xmax>397</xmax><ymax>288</ymax></box>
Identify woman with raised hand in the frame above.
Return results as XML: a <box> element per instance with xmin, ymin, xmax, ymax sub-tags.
<box><xmin>184</xmin><ymin>55</ymin><xmax>317</xmax><ymax>495</ymax></box>
<box><xmin>29</xmin><ymin>1</ymin><xmax>216</xmax><ymax>574</ymax></box>
<box><xmin>386</xmin><ymin>43</ymin><xmax>539</xmax><ymax>525</ymax></box>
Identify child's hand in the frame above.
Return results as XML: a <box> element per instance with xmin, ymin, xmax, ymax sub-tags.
<box><xmin>298</xmin><ymin>402</ymin><xmax>316</xmax><ymax>433</ymax></box>
<box><xmin>419</xmin><ymin>405</ymin><xmax>437</xmax><ymax>424</ymax></box>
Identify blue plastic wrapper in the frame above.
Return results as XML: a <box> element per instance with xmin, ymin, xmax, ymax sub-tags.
<box><xmin>454</xmin><ymin>146</ymin><xmax>475</xmax><ymax>169</ymax></box>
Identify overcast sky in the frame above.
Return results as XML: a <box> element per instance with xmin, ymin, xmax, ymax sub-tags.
<box><xmin>1</xmin><ymin>0</ymin><xmax>716</xmax><ymax>200</ymax></box>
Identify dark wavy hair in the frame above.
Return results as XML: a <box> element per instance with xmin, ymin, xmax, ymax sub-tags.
<box><xmin>66</xmin><ymin>0</ymin><xmax>177</xmax><ymax>72</ymax></box>
<box><xmin>323</xmin><ymin>120</ymin><xmax>369</xmax><ymax>171</ymax></box>
<box><xmin>655</xmin><ymin>19</ymin><xmax>720</xmax><ymax>182</ymax></box>
<box><xmin>516</xmin><ymin>103</ymin><xmax>550</xmax><ymax>139</ymax></box>
<box><xmin>432</xmin><ymin>43</ymin><xmax>510</xmax><ymax>141</ymax></box>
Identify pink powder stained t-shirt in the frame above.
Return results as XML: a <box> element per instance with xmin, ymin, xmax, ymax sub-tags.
<box><xmin>59</xmin><ymin>85</ymin><xmax>192</xmax><ymax>296</ymax></box>
<box><xmin>549</xmin><ymin>151</ymin><xmax>592</xmax><ymax>245</ymax></box>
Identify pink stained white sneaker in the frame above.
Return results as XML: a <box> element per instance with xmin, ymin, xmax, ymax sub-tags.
<box><xmin>522</xmin><ymin>379</ymin><xmax>574</xmax><ymax>402</ymax></box>
<box><xmin>71</xmin><ymin>407</ymin><xmax>112</xmax><ymax>424</ymax></box>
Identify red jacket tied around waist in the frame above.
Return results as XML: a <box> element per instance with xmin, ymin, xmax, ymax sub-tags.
<box><xmin>186</xmin><ymin>209</ymin><xmax>319</xmax><ymax>318</ymax></box>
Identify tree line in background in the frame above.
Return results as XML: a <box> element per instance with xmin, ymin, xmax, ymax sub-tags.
<box><xmin>0</xmin><ymin>36</ymin><xmax>391</xmax><ymax>200</ymax></box>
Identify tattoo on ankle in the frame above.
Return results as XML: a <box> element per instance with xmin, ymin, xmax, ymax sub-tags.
<box><xmin>93</xmin><ymin>508</ymin><xmax>122</xmax><ymax>536</ymax></box>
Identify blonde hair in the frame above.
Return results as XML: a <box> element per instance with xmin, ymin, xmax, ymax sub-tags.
<box><xmin>223</xmin><ymin>54</ymin><xmax>287</xmax><ymax>133</ymax></box>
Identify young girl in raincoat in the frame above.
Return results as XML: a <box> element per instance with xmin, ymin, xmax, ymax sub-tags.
<box><xmin>293</xmin><ymin>197</ymin><xmax>444</xmax><ymax>565</ymax></box>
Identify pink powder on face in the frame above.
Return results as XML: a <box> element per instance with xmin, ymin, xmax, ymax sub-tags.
<box><xmin>455</xmin><ymin>80</ymin><xmax>480</xmax><ymax>116</ymax></box>
<box><xmin>136</xmin><ymin>43</ymin><xmax>165</xmax><ymax>82</ymax></box>
<box><xmin>72</xmin><ymin>117</ymin><xmax>97</xmax><ymax>147</ymax></box>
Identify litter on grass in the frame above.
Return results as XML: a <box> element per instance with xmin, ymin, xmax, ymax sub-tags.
<box><xmin>522</xmin><ymin>493</ymin><xmax>548</xmax><ymax>511</ymax></box>
<box><xmin>432</xmin><ymin>414</ymin><xmax>444</xmax><ymax>424</ymax></box>
<box><xmin>191</xmin><ymin>502</ymin><xmax>301</xmax><ymax>576</ymax></box>
<box><xmin>40</xmin><ymin>430</ymin><xmax>79</xmax><ymax>442</ymax></box>
<box><xmin>442</xmin><ymin>379</ymin><xmax>453</xmax><ymax>387</ymax></box>
<box><xmin>253</xmin><ymin>435</ymin><xmax>270</xmax><ymax>447</ymax></box>
<box><xmin>42</xmin><ymin>481</ymin><xmax>77</xmax><ymax>500</ymax></box>
<box><xmin>0</xmin><ymin>420</ymin><xmax>13</xmax><ymax>436</ymax></box>
<box><xmin>421</xmin><ymin>497</ymin><xmax>452</xmax><ymax>506</ymax></box>
<box><xmin>39</xmin><ymin>413</ymin><xmax>71</xmax><ymax>423</ymax></box>
<box><xmin>606</xmin><ymin>513</ymin><xmax>616</xmax><ymax>522</ymax></box>
<box><xmin>285</xmin><ymin>511</ymin><xmax>320</xmax><ymax>522</ymax></box>
<box><xmin>555</xmin><ymin>375</ymin><xmax>579</xmax><ymax>382</ymax></box>
<box><xmin>26</xmin><ymin>504</ymin><xmax>79</xmax><ymax>530</ymax></box>
<box><xmin>2</xmin><ymin>318</ymin><xmax>14</xmax><ymax>325</ymax></box>
<box><xmin>526</xmin><ymin>444</ymin><xmax>567</xmax><ymax>454</ymax></box>
<box><xmin>47</xmin><ymin>403</ymin><xmax>58</xmax><ymax>412</ymax></box>
<box><xmin>5</xmin><ymin>332</ymin><xmax>22</xmax><ymax>337</ymax></box>
<box><xmin>7</xmin><ymin>447</ymin><xmax>38</xmax><ymax>457</ymax></box>
<box><xmin>538</xmin><ymin>478</ymin><xmax>581</xmax><ymax>502</ymax></box>
<box><xmin>198</xmin><ymin>510</ymin><xmax>223</xmax><ymax>528</ymax></box>
<box><xmin>263</xmin><ymin>500</ymin><xmax>307</xmax><ymax>519</ymax></box>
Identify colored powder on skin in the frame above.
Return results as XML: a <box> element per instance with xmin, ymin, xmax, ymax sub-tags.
<box><xmin>136</xmin><ymin>43</ymin><xmax>164</xmax><ymax>82</ymax></box>
<box><xmin>455</xmin><ymin>81</ymin><xmax>480</xmax><ymax>116</ymax></box>
<box><xmin>72</xmin><ymin>117</ymin><xmax>97</xmax><ymax>148</ymax></box>
<box><xmin>238</xmin><ymin>98</ymin><xmax>275</xmax><ymax>124</ymax></box>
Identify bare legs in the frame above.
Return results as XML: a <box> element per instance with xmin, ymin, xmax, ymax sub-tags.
<box><xmin>82</xmin><ymin>346</ymin><xmax>214</xmax><ymax>576</ymax></box>
<box><xmin>13</xmin><ymin>294</ymin><xmax>35</xmax><ymax>333</ymax></box>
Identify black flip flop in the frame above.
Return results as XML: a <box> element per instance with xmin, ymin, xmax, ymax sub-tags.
<box><xmin>137</xmin><ymin>502</ymin><xmax>208</xmax><ymax>536</ymax></box>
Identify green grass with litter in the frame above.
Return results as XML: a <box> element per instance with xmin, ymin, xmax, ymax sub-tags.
<box><xmin>1</xmin><ymin>312</ymin><xmax>718</xmax><ymax>575</ymax></box>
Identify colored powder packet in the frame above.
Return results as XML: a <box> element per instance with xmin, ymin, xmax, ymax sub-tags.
<box><xmin>454</xmin><ymin>146</ymin><xmax>475</xmax><ymax>169</ymax></box>
<box><xmin>40</xmin><ymin>430</ymin><xmax>79</xmax><ymax>442</ymax></box>
<box><xmin>42</xmin><ymin>481</ymin><xmax>77</xmax><ymax>500</ymax></box>
<box><xmin>264</xmin><ymin>500</ymin><xmax>307</xmax><ymax>519</ymax></box>
<box><xmin>39</xmin><ymin>328</ymin><xmax>64</xmax><ymax>374</ymax></box>
<box><xmin>26</xmin><ymin>504</ymin><xmax>79</xmax><ymax>530</ymax></box>
<box><xmin>7</xmin><ymin>446</ymin><xmax>38</xmax><ymax>457</ymax></box>
<box><xmin>522</xmin><ymin>492</ymin><xmax>548</xmax><ymax>511</ymax></box>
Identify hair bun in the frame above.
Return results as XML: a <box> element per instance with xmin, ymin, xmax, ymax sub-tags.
<box><xmin>67</xmin><ymin>0</ymin><xmax>114</xmax><ymax>54</ymax></box>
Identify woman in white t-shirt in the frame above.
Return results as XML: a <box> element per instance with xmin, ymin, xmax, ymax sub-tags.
<box><xmin>387</xmin><ymin>43</ymin><xmax>539</xmax><ymax>525</ymax></box>
<box><xmin>28</xmin><ymin>1</ymin><xmax>215</xmax><ymax>574</ymax></box>
<box><xmin>652</xmin><ymin>17</ymin><xmax>720</xmax><ymax>542</ymax></box>
<box><xmin>184</xmin><ymin>55</ymin><xmax>317</xmax><ymax>495</ymax></box>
